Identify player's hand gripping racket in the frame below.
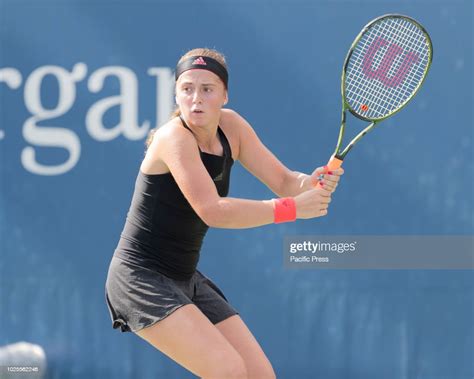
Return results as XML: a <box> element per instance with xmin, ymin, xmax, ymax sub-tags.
<box><xmin>322</xmin><ymin>14</ymin><xmax>433</xmax><ymax>175</ymax></box>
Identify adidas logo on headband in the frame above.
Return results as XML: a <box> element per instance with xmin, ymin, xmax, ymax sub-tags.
<box><xmin>192</xmin><ymin>57</ymin><xmax>207</xmax><ymax>65</ymax></box>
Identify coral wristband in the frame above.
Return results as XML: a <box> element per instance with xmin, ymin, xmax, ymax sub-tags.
<box><xmin>273</xmin><ymin>197</ymin><xmax>296</xmax><ymax>223</ymax></box>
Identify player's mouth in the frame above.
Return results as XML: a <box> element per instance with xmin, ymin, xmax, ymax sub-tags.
<box><xmin>192</xmin><ymin>109</ymin><xmax>204</xmax><ymax>114</ymax></box>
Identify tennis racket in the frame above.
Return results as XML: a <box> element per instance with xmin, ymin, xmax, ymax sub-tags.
<box><xmin>323</xmin><ymin>14</ymin><xmax>433</xmax><ymax>172</ymax></box>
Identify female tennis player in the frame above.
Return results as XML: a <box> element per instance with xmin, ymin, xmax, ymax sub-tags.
<box><xmin>105</xmin><ymin>48</ymin><xmax>343</xmax><ymax>378</ymax></box>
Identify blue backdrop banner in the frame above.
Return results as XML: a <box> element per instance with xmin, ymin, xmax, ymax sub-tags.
<box><xmin>1</xmin><ymin>1</ymin><xmax>473</xmax><ymax>378</ymax></box>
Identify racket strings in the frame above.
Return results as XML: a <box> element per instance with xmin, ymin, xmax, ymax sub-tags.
<box><xmin>348</xmin><ymin>19</ymin><xmax>429</xmax><ymax>117</ymax></box>
<box><xmin>349</xmin><ymin>19</ymin><xmax>427</xmax><ymax>115</ymax></box>
<box><xmin>350</xmin><ymin>20</ymin><xmax>426</xmax><ymax>116</ymax></box>
<box><xmin>345</xmin><ymin>17</ymin><xmax>431</xmax><ymax>119</ymax></box>
<box><xmin>358</xmin><ymin>23</ymin><xmax>420</xmax><ymax>114</ymax></box>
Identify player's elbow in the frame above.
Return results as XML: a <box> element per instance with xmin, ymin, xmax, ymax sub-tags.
<box><xmin>275</xmin><ymin>169</ymin><xmax>298</xmax><ymax>197</ymax></box>
<box><xmin>197</xmin><ymin>199</ymin><xmax>232</xmax><ymax>228</ymax></box>
<box><xmin>198</xmin><ymin>207</ymin><xmax>218</xmax><ymax>227</ymax></box>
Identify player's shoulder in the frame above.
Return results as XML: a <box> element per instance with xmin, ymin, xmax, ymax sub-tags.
<box><xmin>156</xmin><ymin>117</ymin><xmax>195</xmax><ymax>140</ymax></box>
<box><xmin>220</xmin><ymin>108</ymin><xmax>259</xmax><ymax>161</ymax></box>
<box><xmin>148</xmin><ymin>117</ymin><xmax>197</xmax><ymax>154</ymax></box>
<box><xmin>220</xmin><ymin>108</ymin><xmax>254</xmax><ymax>134</ymax></box>
<box><xmin>220</xmin><ymin>108</ymin><xmax>244</xmax><ymax>124</ymax></box>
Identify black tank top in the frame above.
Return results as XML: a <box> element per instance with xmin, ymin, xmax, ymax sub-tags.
<box><xmin>114</xmin><ymin>117</ymin><xmax>234</xmax><ymax>280</ymax></box>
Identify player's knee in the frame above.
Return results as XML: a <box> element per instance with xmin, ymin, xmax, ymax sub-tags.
<box><xmin>204</xmin><ymin>353</ymin><xmax>248</xmax><ymax>378</ymax></box>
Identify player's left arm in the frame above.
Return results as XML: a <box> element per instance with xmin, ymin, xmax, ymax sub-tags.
<box><xmin>226</xmin><ymin>109</ymin><xmax>341</xmax><ymax>197</ymax></box>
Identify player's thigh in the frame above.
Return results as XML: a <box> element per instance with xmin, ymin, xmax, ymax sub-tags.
<box><xmin>216</xmin><ymin>315</ymin><xmax>276</xmax><ymax>379</ymax></box>
<box><xmin>135</xmin><ymin>304</ymin><xmax>247</xmax><ymax>378</ymax></box>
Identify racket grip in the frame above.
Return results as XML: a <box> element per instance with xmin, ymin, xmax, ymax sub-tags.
<box><xmin>327</xmin><ymin>155</ymin><xmax>343</xmax><ymax>170</ymax></box>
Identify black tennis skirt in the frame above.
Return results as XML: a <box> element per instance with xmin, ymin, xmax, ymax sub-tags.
<box><xmin>105</xmin><ymin>256</ymin><xmax>239</xmax><ymax>333</ymax></box>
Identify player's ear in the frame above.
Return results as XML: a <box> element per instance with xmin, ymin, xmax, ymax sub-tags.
<box><xmin>223</xmin><ymin>91</ymin><xmax>228</xmax><ymax>106</ymax></box>
<box><xmin>174</xmin><ymin>83</ymin><xmax>180</xmax><ymax>106</ymax></box>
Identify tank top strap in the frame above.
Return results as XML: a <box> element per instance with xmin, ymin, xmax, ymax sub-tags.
<box><xmin>217</xmin><ymin>126</ymin><xmax>232</xmax><ymax>160</ymax></box>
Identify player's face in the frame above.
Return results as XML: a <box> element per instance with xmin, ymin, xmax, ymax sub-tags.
<box><xmin>175</xmin><ymin>69</ymin><xmax>228</xmax><ymax>127</ymax></box>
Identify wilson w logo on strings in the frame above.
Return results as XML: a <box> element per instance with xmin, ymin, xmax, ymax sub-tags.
<box><xmin>362</xmin><ymin>36</ymin><xmax>419</xmax><ymax>88</ymax></box>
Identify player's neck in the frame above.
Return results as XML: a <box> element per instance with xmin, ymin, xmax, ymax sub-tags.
<box><xmin>187</xmin><ymin>122</ymin><xmax>221</xmax><ymax>153</ymax></box>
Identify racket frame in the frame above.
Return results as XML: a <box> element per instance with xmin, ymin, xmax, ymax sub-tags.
<box><xmin>332</xmin><ymin>14</ymin><xmax>434</xmax><ymax>161</ymax></box>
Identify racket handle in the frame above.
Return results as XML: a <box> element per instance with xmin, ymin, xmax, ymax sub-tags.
<box><xmin>327</xmin><ymin>155</ymin><xmax>343</xmax><ymax>170</ymax></box>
